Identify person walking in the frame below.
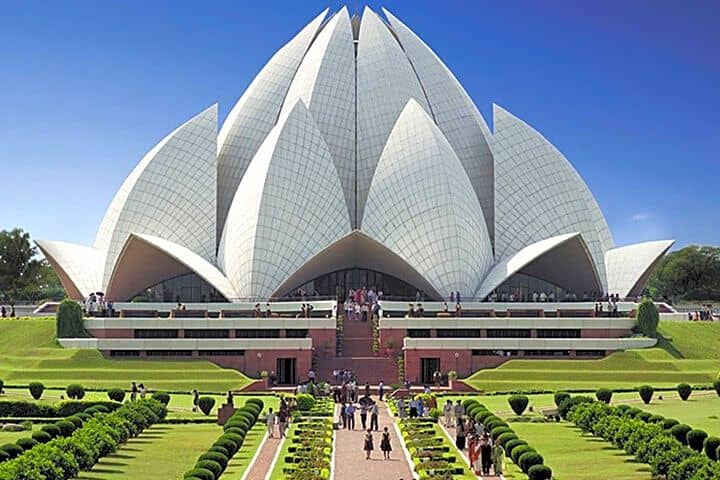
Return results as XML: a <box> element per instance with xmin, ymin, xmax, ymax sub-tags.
<box><xmin>360</xmin><ymin>403</ymin><xmax>368</xmax><ymax>430</ymax></box>
<box><xmin>455</xmin><ymin>417</ymin><xmax>467</xmax><ymax>450</ymax></box>
<box><xmin>370</xmin><ymin>402</ymin><xmax>379</xmax><ymax>431</ymax></box>
<box><xmin>380</xmin><ymin>426</ymin><xmax>392</xmax><ymax>459</ymax></box>
<box><xmin>266</xmin><ymin>407</ymin><xmax>276</xmax><ymax>438</ymax></box>
<box><xmin>341</xmin><ymin>403</ymin><xmax>348</xmax><ymax>429</ymax></box>
<box><xmin>346</xmin><ymin>403</ymin><xmax>356</xmax><ymax>430</ymax></box>
<box><xmin>480</xmin><ymin>432</ymin><xmax>492</xmax><ymax>475</ymax></box>
<box><xmin>378</xmin><ymin>380</ymin><xmax>385</xmax><ymax>401</ymax></box>
<box><xmin>453</xmin><ymin>400</ymin><xmax>464</xmax><ymax>423</ymax></box>
<box><xmin>443</xmin><ymin>399</ymin><xmax>453</xmax><ymax>427</ymax></box>
<box><xmin>139</xmin><ymin>383</ymin><xmax>146</xmax><ymax>399</ymax></box>
<box><xmin>363</xmin><ymin>429</ymin><xmax>374</xmax><ymax>460</ymax></box>
<box><xmin>492</xmin><ymin>439</ymin><xmax>505</xmax><ymax>476</ymax></box>
<box><xmin>192</xmin><ymin>389</ymin><xmax>199</xmax><ymax>412</ymax></box>
<box><xmin>409</xmin><ymin>397</ymin><xmax>418</xmax><ymax>418</ymax></box>
<box><xmin>397</xmin><ymin>397</ymin><xmax>406</xmax><ymax>419</ymax></box>
<box><xmin>130</xmin><ymin>382</ymin><xmax>138</xmax><ymax>402</ymax></box>
<box><xmin>278</xmin><ymin>408</ymin><xmax>289</xmax><ymax>438</ymax></box>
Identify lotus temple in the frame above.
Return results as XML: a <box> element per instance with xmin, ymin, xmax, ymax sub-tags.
<box><xmin>38</xmin><ymin>7</ymin><xmax>674</xmax><ymax>385</ymax></box>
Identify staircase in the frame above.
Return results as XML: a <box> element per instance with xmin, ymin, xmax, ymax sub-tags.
<box><xmin>316</xmin><ymin>312</ymin><xmax>398</xmax><ymax>384</ymax></box>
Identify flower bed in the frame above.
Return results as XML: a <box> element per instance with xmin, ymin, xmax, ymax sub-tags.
<box><xmin>0</xmin><ymin>399</ymin><xmax>166</xmax><ymax>479</ymax></box>
<box><xmin>182</xmin><ymin>397</ymin><xmax>264</xmax><ymax>480</ymax></box>
<box><xmin>293</xmin><ymin>397</ymin><xmax>334</xmax><ymax>418</ymax></box>
<box><xmin>399</xmin><ymin>419</ymin><xmax>469</xmax><ymax>479</ymax></box>
<box><xmin>282</xmin><ymin>417</ymin><xmax>333</xmax><ymax>480</ymax></box>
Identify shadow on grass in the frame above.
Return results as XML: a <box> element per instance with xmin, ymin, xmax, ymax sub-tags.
<box><xmin>656</xmin><ymin>333</ymin><xmax>684</xmax><ymax>358</ymax></box>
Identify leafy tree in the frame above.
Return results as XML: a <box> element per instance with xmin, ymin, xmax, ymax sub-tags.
<box><xmin>0</xmin><ymin>228</ymin><xmax>64</xmax><ymax>302</ymax></box>
<box><xmin>636</xmin><ymin>299</ymin><xmax>659</xmax><ymax>337</ymax></box>
<box><xmin>647</xmin><ymin>245</ymin><xmax>720</xmax><ymax>300</ymax></box>
<box><xmin>57</xmin><ymin>299</ymin><xmax>86</xmax><ymax>338</ymax></box>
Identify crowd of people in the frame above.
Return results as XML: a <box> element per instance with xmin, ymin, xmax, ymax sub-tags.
<box><xmin>343</xmin><ymin>287</ymin><xmax>382</xmax><ymax>322</ymax></box>
<box><xmin>444</xmin><ymin>400</ymin><xmax>504</xmax><ymax>476</ymax></box>
<box><xmin>265</xmin><ymin>397</ymin><xmax>293</xmax><ymax>438</ymax></box>
<box><xmin>688</xmin><ymin>304</ymin><xmax>716</xmax><ymax>321</ymax></box>
<box><xmin>83</xmin><ymin>292</ymin><xmax>114</xmax><ymax>317</ymax></box>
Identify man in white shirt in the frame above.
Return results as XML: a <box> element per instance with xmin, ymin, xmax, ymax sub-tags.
<box><xmin>266</xmin><ymin>408</ymin><xmax>276</xmax><ymax>437</ymax></box>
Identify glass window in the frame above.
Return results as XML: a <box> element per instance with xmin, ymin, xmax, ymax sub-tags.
<box><xmin>132</xmin><ymin>273</ymin><xmax>228</xmax><ymax>303</ymax></box>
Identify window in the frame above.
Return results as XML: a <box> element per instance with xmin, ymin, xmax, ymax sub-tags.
<box><xmin>407</xmin><ymin>329</ymin><xmax>431</xmax><ymax>338</ymax></box>
<box><xmin>524</xmin><ymin>350</ymin><xmax>570</xmax><ymax>357</ymax></box>
<box><xmin>184</xmin><ymin>329</ymin><xmax>229</xmax><ymax>339</ymax></box>
<box><xmin>134</xmin><ymin>329</ymin><xmax>178</xmax><ymax>339</ymax></box>
<box><xmin>109</xmin><ymin>350</ymin><xmax>140</xmax><ymax>357</ymax></box>
<box><xmin>576</xmin><ymin>350</ymin><xmax>604</xmax><ymax>357</ymax></box>
<box><xmin>235</xmin><ymin>329</ymin><xmax>280</xmax><ymax>338</ymax></box>
<box><xmin>198</xmin><ymin>350</ymin><xmax>245</xmax><ymax>356</ymax></box>
<box><xmin>536</xmin><ymin>329</ymin><xmax>581</xmax><ymax>338</ymax></box>
<box><xmin>285</xmin><ymin>329</ymin><xmax>308</xmax><ymax>338</ymax></box>
<box><xmin>145</xmin><ymin>350</ymin><xmax>193</xmax><ymax>357</ymax></box>
<box><xmin>486</xmin><ymin>329</ymin><xmax>531</xmax><ymax>338</ymax></box>
<box><xmin>132</xmin><ymin>272</ymin><xmax>228</xmax><ymax>303</ymax></box>
<box><xmin>436</xmin><ymin>329</ymin><xmax>482</xmax><ymax>338</ymax></box>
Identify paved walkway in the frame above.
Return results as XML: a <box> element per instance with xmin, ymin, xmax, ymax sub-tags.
<box><xmin>241</xmin><ymin>430</ymin><xmax>282</xmax><ymax>480</ymax></box>
<box><xmin>332</xmin><ymin>400</ymin><xmax>414</xmax><ymax>480</ymax></box>
<box><xmin>441</xmin><ymin>423</ymin><xmax>502</xmax><ymax>480</ymax></box>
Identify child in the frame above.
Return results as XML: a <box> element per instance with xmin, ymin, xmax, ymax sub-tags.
<box><xmin>380</xmin><ymin>426</ymin><xmax>392</xmax><ymax>460</ymax></box>
<box><xmin>364</xmin><ymin>429</ymin><xmax>374</xmax><ymax>460</ymax></box>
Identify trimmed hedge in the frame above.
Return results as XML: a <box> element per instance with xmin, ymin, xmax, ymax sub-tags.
<box><xmin>198</xmin><ymin>397</ymin><xmax>215</xmax><ymax>416</ymax></box>
<box><xmin>677</xmin><ymin>383</ymin><xmax>692</xmax><ymax>401</ymax></box>
<box><xmin>107</xmin><ymin>389</ymin><xmax>125</xmax><ymax>403</ymax></box>
<box><xmin>595</xmin><ymin>388</ymin><xmax>613</xmax><ymax>404</ymax></box>
<box><xmin>554</xmin><ymin>391</ymin><xmax>570</xmax><ymax>408</ymax></box>
<box><xmin>519</xmin><ymin>452</ymin><xmax>544</xmax><ymax>473</ymax></box>
<box><xmin>0</xmin><ymin>400</ymin><xmax>120</xmax><ymax>418</ymax></box>
<box><xmin>704</xmin><ymin>436</ymin><xmax>720</xmax><ymax>461</ymax></box>
<box><xmin>151</xmin><ymin>392</ymin><xmax>171</xmax><ymax>406</ymax></box>
<box><xmin>508</xmin><ymin>395</ymin><xmax>529</xmax><ymax>415</ymax></box>
<box><xmin>28</xmin><ymin>382</ymin><xmax>45</xmax><ymax>400</ymax></box>
<box><xmin>56</xmin><ymin>298</ymin><xmax>85</xmax><ymax>338</ymax></box>
<box><xmin>687</xmin><ymin>430</ymin><xmax>708</xmax><ymax>452</ymax></box>
<box><xmin>66</xmin><ymin>384</ymin><xmax>86</xmax><ymax>400</ymax></box>
<box><xmin>638</xmin><ymin>385</ymin><xmax>654</xmax><ymax>404</ymax></box>
<box><xmin>528</xmin><ymin>464</ymin><xmax>553</xmax><ymax>480</ymax></box>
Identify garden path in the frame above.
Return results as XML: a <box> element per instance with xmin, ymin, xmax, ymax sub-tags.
<box><xmin>240</xmin><ymin>428</ymin><xmax>281</xmax><ymax>480</ymax></box>
<box><xmin>332</xmin><ymin>400</ymin><xmax>414</xmax><ymax>480</ymax></box>
<box><xmin>440</xmin><ymin>423</ymin><xmax>502</xmax><ymax>480</ymax></box>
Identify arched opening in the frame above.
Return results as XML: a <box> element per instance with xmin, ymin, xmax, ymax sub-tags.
<box><xmin>280</xmin><ymin>267</ymin><xmax>423</xmax><ymax>300</ymax></box>
<box><xmin>131</xmin><ymin>272</ymin><xmax>228</xmax><ymax>303</ymax></box>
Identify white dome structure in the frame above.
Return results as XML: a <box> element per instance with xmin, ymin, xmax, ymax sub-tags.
<box><xmin>39</xmin><ymin>6</ymin><xmax>673</xmax><ymax>302</ymax></box>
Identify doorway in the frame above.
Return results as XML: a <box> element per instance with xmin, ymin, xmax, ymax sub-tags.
<box><xmin>276</xmin><ymin>358</ymin><xmax>296</xmax><ymax>385</ymax></box>
<box><xmin>420</xmin><ymin>357</ymin><xmax>440</xmax><ymax>385</ymax></box>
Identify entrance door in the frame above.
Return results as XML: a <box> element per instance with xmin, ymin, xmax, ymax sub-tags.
<box><xmin>276</xmin><ymin>358</ymin><xmax>296</xmax><ymax>385</ymax></box>
<box><xmin>420</xmin><ymin>358</ymin><xmax>440</xmax><ymax>385</ymax></box>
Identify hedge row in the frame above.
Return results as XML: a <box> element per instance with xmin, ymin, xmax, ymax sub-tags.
<box><xmin>0</xmin><ymin>400</ymin><xmax>121</xmax><ymax>418</ymax></box>
<box><xmin>281</xmin><ymin>417</ymin><xmax>333</xmax><ymax>480</ymax></box>
<box><xmin>0</xmin><ymin>399</ymin><xmax>166</xmax><ymax>480</ymax></box>
<box><xmin>183</xmin><ymin>398</ymin><xmax>264</xmax><ymax>480</ymax></box>
<box><xmin>399</xmin><ymin>419</ymin><xmax>465</xmax><ymax>479</ymax></box>
<box><xmin>0</xmin><ymin>403</ymin><xmax>117</xmax><ymax>464</ymax></box>
<box><xmin>461</xmin><ymin>399</ymin><xmax>552</xmax><ymax>480</ymax></box>
<box><xmin>568</xmin><ymin>399</ymin><xmax>720</xmax><ymax>480</ymax></box>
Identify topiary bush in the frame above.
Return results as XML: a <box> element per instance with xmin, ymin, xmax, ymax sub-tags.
<box><xmin>671</xmin><ymin>424</ymin><xmax>692</xmax><ymax>445</ymax></box>
<box><xmin>66</xmin><ymin>383</ymin><xmax>86</xmax><ymax>400</ymax></box>
<box><xmin>638</xmin><ymin>385</ymin><xmax>654</xmax><ymax>404</ymax></box>
<box><xmin>40</xmin><ymin>423</ymin><xmax>61</xmax><ymax>438</ymax></box>
<box><xmin>56</xmin><ymin>298</ymin><xmax>86</xmax><ymax>338</ymax></box>
<box><xmin>199</xmin><ymin>451</ymin><xmax>228</xmax><ymax>469</ymax></box>
<box><xmin>15</xmin><ymin>437</ymin><xmax>38</xmax><ymax>451</ymax></box>
<box><xmin>196</xmin><ymin>459</ymin><xmax>223</xmax><ymax>478</ymax></box>
<box><xmin>198</xmin><ymin>397</ymin><xmax>216</xmax><ymax>416</ymax></box>
<box><xmin>56</xmin><ymin>419</ymin><xmax>77</xmax><ymax>437</ymax></box>
<box><xmin>687</xmin><ymin>429</ymin><xmax>708</xmax><ymax>452</ymax></box>
<box><xmin>108</xmin><ymin>389</ymin><xmax>125</xmax><ymax>402</ymax></box>
<box><xmin>296</xmin><ymin>393</ymin><xmax>315</xmax><ymax>411</ymax></box>
<box><xmin>0</xmin><ymin>443</ymin><xmax>23</xmax><ymax>459</ymax></box>
<box><xmin>528</xmin><ymin>464</ymin><xmax>553</xmax><ymax>480</ymax></box>
<box><xmin>508</xmin><ymin>395</ymin><xmax>529</xmax><ymax>415</ymax></box>
<box><xmin>595</xmin><ymin>388</ymin><xmax>613</xmax><ymax>404</ymax></box>
<box><xmin>554</xmin><ymin>391</ymin><xmax>570</xmax><ymax>408</ymax></box>
<box><xmin>704</xmin><ymin>436</ymin><xmax>720</xmax><ymax>461</ymax></box>
<box><xmin>152</xmin><ymin>392</ymin><xmax>171</xmax><ymax>405</ymax></box>
<box><xmin>677</xmin><ymin>383</ymin><xmax>692</xmax><ymax>401</ymax></box>
<box><xmin>511</xmin><ymin>445</ymin><xmax>535</xmax><ymax>464</ymax></box>
<box><xmin>518</xmin><ymin>451</ymin><xmax>544</xmax><ymax>473</ymax></box>
<box><xmin>0</xmin><ymin>449</ymin><xmax>8</xmax><ymax>463</ymax></box>
<box><xmin>31</xmin><ymin>430</ymin><xmax>52</xmax><ymax>443</ymax></box>
<box><xmin>636</xmin><ymin>298</ymin><xmax>659</xmax><ymax>337</ymax></box>
<box><xmin>662</xmin><ymin>418</ymin><xmax>680</xmax><ymax>430</ymax></box>
<box><xmin>714</xmin><ymin>379</ymin><xmax>720</xmax><ymax>398</ymax></box>
<box><xmin>504</xmin><ymin>438</ymin><xmax>528</xmax><ymax>456</ymax></box>
<box><xmin>496</xmin><ymin>432</ymin><xmax>518</xmax><ymax>447</ymax></box>
<box><xmin>184</xmin><ymin>468</ymin><xmax>214</xmax><ymax>480</ymax></box>
<box><xmin>28</xmin><ymin>382</ymin><xmax>45</xmax><ymax>400</ymax></box>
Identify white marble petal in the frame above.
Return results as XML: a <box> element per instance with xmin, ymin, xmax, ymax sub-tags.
<box><xmin>605</xmin><ymin>240</ymin><xmax>675</xmax><ymax>297</ymax></box>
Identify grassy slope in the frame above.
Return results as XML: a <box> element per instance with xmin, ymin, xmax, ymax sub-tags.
<box><xmin>511</xmin><ymin>423</ymin><xmax>651</xmax><ymax>480</ymax></box>
<box><xmin>0</xmin><ymin>318</ymin><xmax>251</xmax><ymax>391</ymax></box>
<box><xmin>466</xmin><ymin>321</ymin><xmax>720</xmax><ymax>392</ymax></box>
<box><xmin>76</xmin><ymin>423</ymin><xmax>221</xmax><ymax>480</ymax></box>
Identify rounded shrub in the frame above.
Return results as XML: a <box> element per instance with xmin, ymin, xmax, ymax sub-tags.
<box><xmin>196</xmin><ymin>459</ymin><xmax>223</xmax><ymax>478</ymax></box>
<box><xmin>528</xmin><ymin>464</ymin><xmax>553</xmax><ymax>480</ymax></box>
<box><xmin>638</xmin><ymin>385</ymin><xmax>654</xmax><ymax>404</ymax></box>
<box><xmin>687</xmin><ymin>429</ymin><xmax>708</xmax><ymax>452</ymax></box>
<box><xmin>152</xmin><ymin>392</ymin><xmax>171</xmax><ymax>405</ymax></box>
<box><xmin>28</xmin><ymin>382</ymin><xmax>45</xmax><ymax>400</ymax></box>
<box><xmin>677</xmin><ymin>383</ymin><xmax>692</xmax><ymax>401</ymax></box>
<box><xmin>223</xmin><ymin>432</ymin><xmax>243</xmax><ymax>449</ymax></box>
<box><xmin>245</xmin><ymin>398</ymin><xmax>264</xmax><ymax>409</ymax></box>
<box><xmin>554</xmin><ymin>391</ymin><xmax>570</xmax><ymax>408</ymax></box>
<box><xmin>67</xmin><ymin>415</ymin><xmax>84</xmax><ymax>428</ymax></box>
<box><xmin>31</xmin><ymin>430</ymin><xmax>52</xmax><ymax>443</ymax></box>
<box><xmin>184</xmin><ymin>468</ymin><xmax>214</xmax><ymax>480</ymax></box>
<box><xmin>108</xmin><ymin>388</ymin><xmax>125</xmax><ymax>402</ymax></box>
<box><xmin>0</xmin><ymin>450</ymin><xmax>9</xmax><ymax>462</ymax></box>
<box><xmin>209</xmin><ymin>445</ymin><xmax>229</xmax><ymax>457</ymax></box>
<box><xmin>714</xmin><ymin>379</ymin><xmax>720</xmax><ymax>398</ymax></box>
<box><xmin>15</xmin><ymin>437</ymin><xmax>38</xmax><ymax>451</ymax></box>
<box><xmin>504</xmin><ymin>438</ymin><xmax>527</xmax><ymax>456</ymax></box>
<box><xmin>198</xmin><ymin>397</ymin><xmax>216</xmax><ymax>416</ymax></box>
<box><xmin>66</xmin><ymin>383</ymin><xmax>86</xmax><ymax>400</ymax></box>
<box><xmin>518</xmin><ymin>451</ymin><xmax>544</xmax><ymax>473</ymax></box>
<box><xmin>671</xmin><ymin>424</ymin><xmax>692</xmax><ymax>445</ymax></box>
<box><xmin>508</xmin><ymin>395</ymin><xmax>529</xmax><ymax>416</ymax></box>
<box><xmin>704</xmin><ymin>436</ymin><xmax>720</xmax><ymax>461</ymax></box>
<box><xmin>40</xmin><ymin>423</ymin><xmax>61</xmax><ymax>438</ymax></box>
<box><xmin>662</xmin><ymin>418</ymin><xmax>680</xmax><ymax>430</ymax></box>
<box><xmin>636</xmin><ymin>411</ymin><xmax>652</xmax><ymax>423</ymax></box>
<box><xmin>0</xmin><ymin>443</ymin><xmax>23</xmax><ymax>459</ymax></box>
<box><xmin>199</xmin><ymin>451</ymin><xmax>228</xmax><ymax>469</ymax></box>
<box><xmin>56</xmin><ymin>420</ymin><xmax>76</xmax><ymax>436</ymax></box>
<box><xmin>625</xmin><ymin>407</ymin><xmax>643</xmax><ymax>418</ymax></box>
<box><xmin>511</xmin><ymin>445</ymin><xmax>535</xmax><ymax>464</ymax></box>
<box><xmin>296</xmin><ymin>393</ymin><xmax>315</xmax><ymax>411</ymax></box>
<box><xmin>647</xmin><ymin>414</ymin><xmax>665</xmax><ymax>424</ymax></box>
<box><xmin>595</xmin><ymin>388</ymin><xmax>613</xmax><ymax>404</ymax></box>
<box><xmin>475</xmin><ymin>410</ymin><xmax>492</xmax><ymax>423</ymax></box>
<box><xmin>462</xmin><ymin>399</ymin><xmax>478</xmax><ymax>410</ymax></box>
<box><xmin>496</xmin><ymin>432</ymin><xmax>518</xmax><ymax>447</ymax></box>
<box><xmin>636</xmin><ymin>298</ymin><xmax>659</xmax><ymax>337</ymax></box>
<box><xmin>214</xmin><ymin>438</ymin><xmax>237</xmax><ymax>456</ymax></box>
<box><xmin>490</xmin><ymin>426</ymin><xmax>512</xmax><ymax>440</ymax></box>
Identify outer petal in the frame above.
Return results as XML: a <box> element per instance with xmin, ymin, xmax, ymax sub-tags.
<box><xmin>383</xmin><ymin>8</ymin><xmax>495</xmax><ymax>241</ymax></box>
<box><xmin>35</xmin><ymin>240</ymin><xmax>104</xmax><ymax>299</ymax></box>
<box><xmin>492</xmin><ymin>104</ymin><xmax>613</xmax><ymax>287</ymax></box>
<box><xmin>475</xmin><ymin>233</ymin><xmax>602</xmax><ymax>299</ymax></box>
<box><xmin>279</xmin><ymin>7</ymin><xmax>356</xmax><ymax>221</ymax></box>
<box><xmin>218</xmin><ymin>100</ymin><xmax>352</xmax><ymax>299</ymax></box>
<box><xmin>105</xmin><ymin>233</ymin><xmax>238</xmax><ymax>302</ymax></box>
<box><xmin>355</xmin><ymin>6</ymin><xmax>431</xmax><ymax>226</ymax></box>
<box><xmin>96</xmin><ymin>105</ymin><xmax>218</xmax><ymax>288</ymax></box>
<box><xmin>362</xmin><ymin>99</ymin><xmax>493</xmax><ymax>297</ymax></box>
<box><xmin>216</xmin><ymin>9</ymin><xmax>328</xmax><ymax>237</ymax></box>
<box><xmin>605</xmin><ymin>240</ymin><xmax>675</xmax><ymax>297</ymax></box>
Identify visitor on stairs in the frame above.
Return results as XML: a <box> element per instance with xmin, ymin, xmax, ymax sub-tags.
<box><xmin>380</xmin><ymin>426</ymin><xmax>392</xmax><ymax>459</ymax></box>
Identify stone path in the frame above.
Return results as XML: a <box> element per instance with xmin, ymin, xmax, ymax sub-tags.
<box><xmin>240</xmin><ymin>427</ymin><xmax>282</xmax><ymax>480</ymax></box>
<box><xmin>332</xmin><ymin>400</ymin><xmax>414</xmax><ymax>480</ymax></box>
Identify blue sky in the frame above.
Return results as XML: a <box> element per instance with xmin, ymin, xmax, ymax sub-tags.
<box><xmin>0</xmin><ymin>0</ymin><xmax>718</xmax><ymax>249</ymax></box>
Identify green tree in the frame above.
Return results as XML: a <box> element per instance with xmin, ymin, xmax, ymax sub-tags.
<box><xmin>647</xmin><ymin>245</ymin><xmax>720</xmax><ymax>300</ymax></box>
<box><xmin>0</xmin><ymin>228</ymin><xmax>64</xmax><ymax>302</ymax></box>
<box><xmin>637</xmin><ymin>298</ymin><xmax>659</xmax><ymax>337</ymax></box>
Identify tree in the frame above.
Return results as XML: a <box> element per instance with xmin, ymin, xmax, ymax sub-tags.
<box><xmin>637</xmin><ymin>298</ymin><xmax>659</xmax><ymax>337</ymax></box>
<box><xmin>647</xmin><ymin>245</ymin><xmax>720</xmax><ymax>300</ymax></box>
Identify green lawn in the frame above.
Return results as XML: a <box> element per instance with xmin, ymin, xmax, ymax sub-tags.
<box><xmin>0</xmin><ymin>424</ymin><xmax>35</xmax><ymax>445</ymax></box>
<box><xmin>76</xmin><ymin>423</ymin><xmax>221</xmax><ymax>480</ymax></box>
<box><xmin>0</xmin><ymin>318</ymin><xmax>251</xmax><ymax>391</ymax></box>
<box><xmin>657</xmin><ymin>320</ymin><xmax>720</xmax><ymax>358</ymax></box>
<box><xmin>511</xmin><ymin>423</ymin><xmax>651</xmax><ymax>480</ymax></box>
